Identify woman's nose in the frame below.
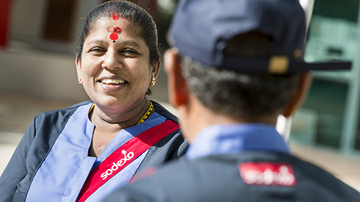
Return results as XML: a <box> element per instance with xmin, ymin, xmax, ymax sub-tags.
<box><xmin>102</xmin><ymin>51</ymin><xmax>122</xmax><ymax>70</ymax></box>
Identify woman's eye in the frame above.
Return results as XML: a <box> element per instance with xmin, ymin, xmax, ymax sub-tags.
<box><xmin>121</xmin><ymin>48</ymin><xmax>138</xmax><ymax>55</ymax></box>
<box><xmin>89</xmin><ymin>47</ymin><xmax>105</xmax><ymax>53</ymax></box>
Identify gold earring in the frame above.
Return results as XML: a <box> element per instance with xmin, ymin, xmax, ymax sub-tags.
<box><xmin>78</xmin><ymin>78</ymin><xmax>83</xmax><ymax>85</ymax></box>
<box><xmin>150</xmin><ymin>76</ymin><xmax>156</xmax><ymax>87</ymax></box>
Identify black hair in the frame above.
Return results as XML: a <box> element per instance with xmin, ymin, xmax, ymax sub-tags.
<box><xmin>76</xmin><ymin>0</ymin><xmax>160</xmax><ymax>66</ymax></box>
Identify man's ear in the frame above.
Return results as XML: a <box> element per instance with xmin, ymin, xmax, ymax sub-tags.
<box><xmin>282</xmin><ymin>72</ymin><xmax>312</xmax><ymax>117</ymax></box>
<box><xmin>164</xmin><ymin>49</ymin><xmax>188</xmax><ymax>108</ymax></box>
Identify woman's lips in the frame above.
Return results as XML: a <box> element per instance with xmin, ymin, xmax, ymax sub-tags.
<box><xmin>98</xmin><ymin>79</ymin><xmax>128</xmax><ymax>92</ymax></box>
<box><xmin>100</xmin><ymin>79</ymin><xmax>126</xmax><ymax>84</ymax></box>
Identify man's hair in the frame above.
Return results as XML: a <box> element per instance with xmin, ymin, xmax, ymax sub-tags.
<box><xmin>181</xmin><ymin>32</ymin><xmax>300</xmax><ymax>120</ymax></box>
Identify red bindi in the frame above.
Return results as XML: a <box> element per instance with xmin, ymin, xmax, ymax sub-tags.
<box><xmin>112</xmin><ymin>13</ymin><xmax>119</xmax><ymax>21</ymax></box>
<box><xmin>113</xmin><ymin>27</ymin><xmax>122</xmax><ymax>33</ymax></box>
<box><xmin>108</xmin><ymin>13</ymin><xmax>121</xmax><ymax>43</ymax></box>
<box><xmin>110</xmin><ymin>33</ymin><xmax>118</xmax><ymax>41</ymax></box>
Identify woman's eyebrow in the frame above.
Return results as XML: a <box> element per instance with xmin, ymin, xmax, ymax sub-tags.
<box><xmin>87</xmin><ymin>39</ymin><xmax>107</xmax><ymax>46</ymax></box>
<box><xmin>121</xmin><ymin>40</ymin><xmax>141</xmax><ymax>48</ymax></box>
<box><xmin>86</xmin><ymin>39</ymin><xmax>141</xmax><ymax>48</ymax></box>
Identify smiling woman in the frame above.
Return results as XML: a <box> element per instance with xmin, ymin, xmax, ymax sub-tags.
<box><xmin>77</xmin><ymin>16</ymin><xmax>157</xmax><ymax>131</ymax></box>
<box><xmin>0</xmin><ymin>1</ymin><xmax>188</xmax><ymax>202</ymax></box>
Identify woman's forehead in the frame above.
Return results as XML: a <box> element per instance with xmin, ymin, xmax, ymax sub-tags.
<box><xmin>84</xmin><ymin>16</ymin><xmax>148</xmax><ymax>52</ymax></box>
<box><xmin>92</xmin><ymin>16</ymin><xmax>129</xmax><ymax>30</ymax></box>
<box><xmin>90</xmin><ymin>16</ymin><xmax>141</xmax><ymax>36</ymax></box>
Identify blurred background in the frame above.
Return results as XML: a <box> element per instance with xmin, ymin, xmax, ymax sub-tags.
<box><xmin>1</xmin><ymin>0</ymin><xmax>360</xmax><ymax>191</ymax></box>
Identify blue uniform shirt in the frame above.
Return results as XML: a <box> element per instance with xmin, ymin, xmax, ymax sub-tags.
<box><xmin>186</xmin><ymin>123</ymin><xmax>290</xmax><ymax>160</ymax></box>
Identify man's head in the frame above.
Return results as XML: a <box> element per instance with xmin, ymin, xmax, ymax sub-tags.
<box><xmin>179</xmin><ymin>32</ymin><xmax>303</xmax><ymax>122</ymax></box>
<box><xmin>164</xmin><ymin>0</ymin><xmax>350</xmax><ymax>141</ymax></box>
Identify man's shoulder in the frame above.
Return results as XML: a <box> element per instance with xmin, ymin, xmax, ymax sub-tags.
<box><xmin>105</xmin><ymin>152</ymin><xmax>360</xmax><ymax>202</ymax></box>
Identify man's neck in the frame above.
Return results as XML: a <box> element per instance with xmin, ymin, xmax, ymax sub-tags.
<box><xmin>178</xmin><ymin>94</ymin><xmax>278</xmax><ymax>143</ymax></box>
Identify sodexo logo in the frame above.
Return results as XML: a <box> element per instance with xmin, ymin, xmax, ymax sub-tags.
<box><xmin>101</xmin><ymin>150</ymin><xmax>134</xmax><ymax>180</ymax></box>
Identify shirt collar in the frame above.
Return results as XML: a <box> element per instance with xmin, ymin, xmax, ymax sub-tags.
<box><xmin>186</xmin><ymin>123</ymin><xmax>290</xmax><ymax>160</ymax></box>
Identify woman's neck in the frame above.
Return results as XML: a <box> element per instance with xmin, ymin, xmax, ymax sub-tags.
<box><xmin>90</xmin><ymin>98</ymin><xmax>151</xmax><ymax>133</ymax></box>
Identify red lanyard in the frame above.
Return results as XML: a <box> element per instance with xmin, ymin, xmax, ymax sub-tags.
<box><xmin>77</xmin><ymin>119</ymin><xmax>179</xmax><ymax>202</ymax></box>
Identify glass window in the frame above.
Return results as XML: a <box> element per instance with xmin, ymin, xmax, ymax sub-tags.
<box><xmin>290</xmin><ymin>0</ymin><xmax>358</xmax><ymax>150</ymax></box>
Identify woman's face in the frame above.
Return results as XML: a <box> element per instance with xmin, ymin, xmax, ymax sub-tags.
<box><xmin>76</xmin><ymin>16</ymin><xmax>159</xmax><ymax>113</ymax></box>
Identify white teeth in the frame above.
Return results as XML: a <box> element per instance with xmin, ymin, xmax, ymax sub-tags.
<box><xmin>101</xmin><ymin>79</ymin><xmax>125</xmax><ymax>84</ymax></box>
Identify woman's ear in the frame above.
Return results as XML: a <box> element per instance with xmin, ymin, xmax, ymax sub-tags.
<box><xmin>149</xmin><ymin>59</ymin><xmax>161</xmax><ymax>87</ymax></box>
<box><xmin>75</xmin><ymin>54</ymin><xmax>82</xmax><ymax>79</ymax></box>
<box><xmin>151</xmin><ymin>58</ymin><xmax>161</xmax><ymax>79</ymax></box>
<box><xmin>282</xmin><ymin>72</ymin><xmax>312</xmax><ymax>117</ymax></box>
<box><xmin>164</xmin><ymin>48</ymin><xmax>188</xmax><ymax>108</ymax></box>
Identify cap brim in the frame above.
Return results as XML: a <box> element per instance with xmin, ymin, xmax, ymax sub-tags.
<box><xmin>222</xmin><ymin>56</ymin><xmax>352</xmax><ymax>74</ymax></box>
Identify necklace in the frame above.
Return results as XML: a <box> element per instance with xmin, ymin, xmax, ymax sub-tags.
<box><xmin>88</xmin><ymin>101</ymin><xmax>153</xmax><ymax>125</ymax></box>
<box><xmin>137</xmin><ymin>101</ymin><xmax>153</xmax><ymax>125</ymax></box>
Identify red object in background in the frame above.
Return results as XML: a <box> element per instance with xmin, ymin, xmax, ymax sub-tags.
<box><xmin>0</xmin><ymin>0</ymin><xmax>12</xmax><ymax>48</ymax></box>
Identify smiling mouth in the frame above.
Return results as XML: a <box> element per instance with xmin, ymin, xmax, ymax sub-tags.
<box><xmin>98</xmin><ymin>79</ymin><xmax>128</xmax><ymax>92</ymax></box>
<box><xmin>99</xmin><ymin>79</ymin><xmax>127</xmax><ymax>85</ymax></box>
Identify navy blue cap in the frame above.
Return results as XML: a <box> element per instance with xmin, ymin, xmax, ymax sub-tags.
<box><xmin>168</xmin><ymin>0</ymin><xmax>351</xmax><ymax>73</ymax></box>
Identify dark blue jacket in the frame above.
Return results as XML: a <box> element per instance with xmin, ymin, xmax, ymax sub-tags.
<box><xmin>103</xmin><ymin>152</ymin><xmax>360</xmax><ymax>202</ymax></box>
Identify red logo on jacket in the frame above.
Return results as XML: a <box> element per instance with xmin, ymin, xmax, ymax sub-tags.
<box><xmin>239</xmin><ymin>162</ymin><xmax>297</xmax><ymax>186</ymax></box>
